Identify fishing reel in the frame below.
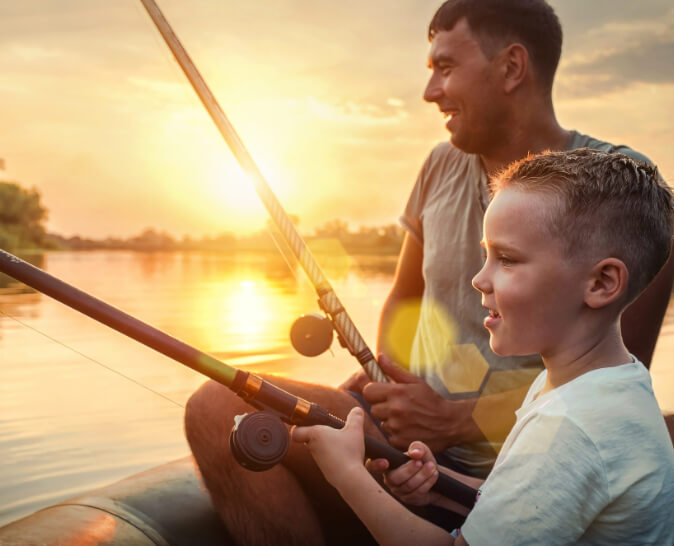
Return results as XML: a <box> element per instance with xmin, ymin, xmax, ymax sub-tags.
<box><xmin>229</xmin><ymin>411</ymin><xmax>289</xmax><ymax>471</ymax></box>
<box><xmin>289</xmin><ymin>313</ymin><xmax>334</xmax><ymax>357</ymax></box>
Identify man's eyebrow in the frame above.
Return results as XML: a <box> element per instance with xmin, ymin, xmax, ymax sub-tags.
<box><xmin>428</xmin><ymin>53</ymin><xmax>456</xmax><ymax>68</ymax></box>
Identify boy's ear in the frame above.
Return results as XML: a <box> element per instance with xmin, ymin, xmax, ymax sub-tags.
<box><xmin>585</xmin><ymin>258</ymin><xmax>629</xmax><ymax>309</ymax></box>
<box><xmin>501</xmin><ymin>43</ymin><xmax>528</xmax><ymax>94</ymax></box>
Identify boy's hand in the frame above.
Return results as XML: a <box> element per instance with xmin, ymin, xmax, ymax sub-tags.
<box><xmin>363</xmin><ymin>355</ymin><xmax>452</xmax><ymax>452</ymax></box>
<box><xmin>381</xmin><ymin>441</ymin><xmax>440</xmax><ymax>506</ymax></box>
<box><xmin>291</xmin><ymin>406</ymin><xmax>366</xmax><ymax>487</ymax></box>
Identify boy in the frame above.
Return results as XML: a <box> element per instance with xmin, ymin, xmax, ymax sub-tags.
<box><xmin>293</xmin><ymin>149</ymin><xmax>674</xmax><ymax>545</ymax></box>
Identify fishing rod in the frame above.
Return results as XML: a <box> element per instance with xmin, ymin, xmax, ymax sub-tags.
<box><xmin>0</xmin><ymin>249</ymin><xmax>477</xmax><ymax>508</ymax></box>
<box><xmin>138</xmin><ymin>0</ymin><xmax>387</xmax><ymax>383</ymax></box>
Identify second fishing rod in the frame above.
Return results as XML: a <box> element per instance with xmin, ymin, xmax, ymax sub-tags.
<box><xmin>139</xmin><ymin>0</ymin><xmax>386</xmax><ymax>383</ymax></box>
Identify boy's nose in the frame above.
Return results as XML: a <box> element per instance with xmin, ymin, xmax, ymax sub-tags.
<box><xmin>472</xmin><ymin>264</ymin><xmax>491</xmax><ymax>294</ymax></box>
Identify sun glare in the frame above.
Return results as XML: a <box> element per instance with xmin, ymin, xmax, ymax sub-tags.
<box><xmin>222</xmin><ymin>279</ymin><xmax>272</xmax><ymax>352</ymax></box>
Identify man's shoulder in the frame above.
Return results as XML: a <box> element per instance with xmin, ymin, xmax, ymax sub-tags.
<box><xmin>420</xmin><ymin>141</ymin><xmax>482</xmax><ymax>183</ymax></box>
<box><xmin>426</xmin><ymin>140</ymin><xmax>473</xmax><ymax>164</ymax></box>
<box><xmin>567</xmin><ymin>131</ymin><xmax>654</xmax><ymax>166</ymax></box>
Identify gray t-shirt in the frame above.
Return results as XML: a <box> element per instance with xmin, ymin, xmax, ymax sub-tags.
<box><xmin>401</xmin><ymin>131</ymin><xmax>657</xmax><ymax>476</ymax></box>
<box><xmin>461</xmin><ymin>360</ymin><xmax>674</xmax><ymax>545</ymax></box>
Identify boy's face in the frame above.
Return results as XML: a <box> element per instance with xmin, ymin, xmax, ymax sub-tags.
<box><xmin>472</xmin><ymin>188</ymin><xmax>588</xmax><ymax>358</ymax></box>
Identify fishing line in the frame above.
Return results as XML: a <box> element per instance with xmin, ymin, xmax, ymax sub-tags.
<box><xmin>0</xmin><ymin>307</ymin><xmax>184</xmax><ymax>409</ymax></box>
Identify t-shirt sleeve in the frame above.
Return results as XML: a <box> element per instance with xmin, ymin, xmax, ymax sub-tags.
<box><xmin>460</xmin><ymin>413</ymin><xmax>609</xmax><ymax>545</ymax></box>
<box><xmin>400</xmin><ymin>146</ymin><xmax>442</xmax><ymax>244</ymax></box>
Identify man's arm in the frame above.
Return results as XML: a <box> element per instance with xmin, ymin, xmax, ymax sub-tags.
<box><xmin>621</xmin><ymin>250</ymin><xmax>674</xmax><ymax>367</ymax></box>
<box><xmin>341</xmin><ymin>233</ymin><xmax>426</xmax><ymax>393</ymax></box>
<box><xmin>377</xmin><ymin>233</ymin><xmax>426</xmax><ymax>361</ymax></box>
<box><xmin>371</xmin><ymin>233</ymin><xmax>526</xmax><ymax>452</ymax></box>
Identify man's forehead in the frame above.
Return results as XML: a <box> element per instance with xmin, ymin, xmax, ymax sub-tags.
<box><xmin>428</xmin><ymin>19</ymin><xmax>482</xmax><ymax>64</ymax></box>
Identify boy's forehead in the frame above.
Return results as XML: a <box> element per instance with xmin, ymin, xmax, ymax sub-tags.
<box><xmin>485</xmin><ymin>189</ymin><xmax>555</xmax><ymax>240</ymax></box>
<box><xmin>488</xmin><ymin>188</ymin><xmax>551</xmax><ymax>215</ymax></box>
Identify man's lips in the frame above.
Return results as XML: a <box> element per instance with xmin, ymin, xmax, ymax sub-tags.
<box><xmin>442</xmin><ymin>109</ymin><xmax>459</xmax><ymax>129</ymax></box>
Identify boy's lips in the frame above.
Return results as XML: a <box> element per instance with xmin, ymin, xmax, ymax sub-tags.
<box><xmin>483</xmin><ymin>306</ymin><xmax>501</xmax><ymax>329</ymax></box>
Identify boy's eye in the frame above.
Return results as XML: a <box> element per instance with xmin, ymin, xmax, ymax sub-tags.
<box><xmin>498</xmin><ymin>255</ymin><xmax>514</xmax><ymax>266</ymax></box>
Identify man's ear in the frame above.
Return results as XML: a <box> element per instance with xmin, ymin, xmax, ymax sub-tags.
<box><xmin>585</xmin><ymin>258</ymin><xmax>629</xmax><ymax>309</ymax></box>
<box><xmin>500</xmin><ymin>43</ymin><xmax>528</xmax><ymax>94</ymax></box>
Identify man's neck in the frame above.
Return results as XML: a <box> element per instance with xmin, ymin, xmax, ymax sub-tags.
<box><xmin>480</xmin><ymin>105</ymin><xmax>571</xmax><ymax>176</ymax></box>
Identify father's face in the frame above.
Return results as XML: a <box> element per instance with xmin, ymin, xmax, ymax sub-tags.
<box><xmin>423</xmin><ymin>18</ymin><xmax>507</xmax><ymax>154</ymax></box>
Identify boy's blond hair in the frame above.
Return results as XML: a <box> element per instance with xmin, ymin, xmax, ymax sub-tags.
<box><xmin>492</xmin><ymin>148</ymin><xmax>673</xmax><ymax>303</ymax></box>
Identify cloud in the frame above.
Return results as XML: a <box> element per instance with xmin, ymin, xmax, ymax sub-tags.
<box><xmin>287</xmin><ymin>96</ymin><xmax>409</xmax><ymax>126</ymax></box>
<box><xmin>550</xmin><ymin>0</ymin><xmax>673</xmax><ymax>40</ymax></box>
<box><xmin>557</xmin><ymin>34</ymin><xmax>674</xmax><ymax>98</ymax></box>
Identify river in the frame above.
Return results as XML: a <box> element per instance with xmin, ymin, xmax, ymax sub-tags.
<box><xmin>0</xmin><ymin>250</ymin><xmax>672</xmax><ymax>527</ymax></box>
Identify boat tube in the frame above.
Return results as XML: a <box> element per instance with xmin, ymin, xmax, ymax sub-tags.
<box><xmin>0</xmin><ymin>456</ymin><xmax>231</xmax><ymax>545</ymax></box>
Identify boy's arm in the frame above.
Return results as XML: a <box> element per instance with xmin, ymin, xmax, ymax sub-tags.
<box><xmin>370</xmin><ymin>440</ymin><xmax>483</xmax><ymax>515</ymax></box>
<box><xmin>292</xmin><ymin>407</ymin><xmax>459</xmax><ymax>546</ymax></box>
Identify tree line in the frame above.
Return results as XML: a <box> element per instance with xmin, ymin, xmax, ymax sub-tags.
<box><xmin>1</xmin><ymin>181</ymin><xmax>404</xmax><ymax>255</ymax></box>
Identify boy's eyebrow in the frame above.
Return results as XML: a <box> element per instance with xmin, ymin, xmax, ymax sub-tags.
<box><xmin>482</xmin><ymin>239</ymin><xmax>520</xmax><ymax>254</ymax></box>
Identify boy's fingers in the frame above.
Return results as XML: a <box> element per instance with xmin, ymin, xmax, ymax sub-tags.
<box><xmin>344</xmin><ymin>406</ymin><xmax>364</xmax><ymax>430</ymax></box>
<box><xmin>365</xmin><ymin>458</ymin><xmax>390</xmax><ymax>474</ymax></box>
<box><xmin>407</xmin><ymin>441</ymin><xmax>435</xmax><ymax>462</ymax></box>
<box><xmin>290</xmin><ymin>425</ymin><xmax>311</xmax><ymax>444</ymax></box>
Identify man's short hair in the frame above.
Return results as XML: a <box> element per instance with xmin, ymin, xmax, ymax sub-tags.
<box><xmin>429</xmin><ymin>0</ymin><xmax>562</xmax><ymax>91</ymax></box>
<box><xmin>492</xmin><ymin>148</ymin><xmax>674</xmax><ymax>304</ymax></box>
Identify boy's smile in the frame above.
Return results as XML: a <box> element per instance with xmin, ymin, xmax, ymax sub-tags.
<box><xmin>472</xmin><ymin>188</ymin><xmax>589</xmax><ymax>359</ymax></box>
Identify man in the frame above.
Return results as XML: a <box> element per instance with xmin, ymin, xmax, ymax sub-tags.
<box><xmin>184</xmin><ymin>1</ymin><xmax>674</xmax><ymax>544</ymax></box>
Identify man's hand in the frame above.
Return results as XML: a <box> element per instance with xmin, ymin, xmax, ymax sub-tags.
<box><xmin>363</xmin><ymin>355</ymin><xmax>454</xmax><ymax>452</ymax></box>
<box><xmin>339</xmin><ymin>369</ymin><xmax>370</xmax><ymax>395</ymax></box>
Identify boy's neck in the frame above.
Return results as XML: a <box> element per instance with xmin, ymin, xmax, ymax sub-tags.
<box><xmin>540</xmin><ymin>321</ymin><xmax>631</xmax><ymax>394</ymax></box>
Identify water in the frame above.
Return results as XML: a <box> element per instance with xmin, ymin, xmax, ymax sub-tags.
<box><xmin>0</xmin><ymin>251</ymin><xmax>672</xmax><ymax>527</ymax></box>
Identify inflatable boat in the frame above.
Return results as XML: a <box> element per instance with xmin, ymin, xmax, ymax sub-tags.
<box><xmin>0</xmin><ymin>456</ymin><xmax>231</xmax><ymax>545</ymax></box>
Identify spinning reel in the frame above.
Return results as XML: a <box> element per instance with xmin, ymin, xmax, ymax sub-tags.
<box><xmin>230</xmin><ymin>411</ymin><xmax>289</xmax><ymax>471</ymax></box>
<box><xmin>230</xmin><ymin>309</ymin><xmax>337</xmax><ymax>470</ymax></box>
<box><xmin>289</xmin><ymin>312</ymin><xmax>335</xmax><ymax>357</ymax></box>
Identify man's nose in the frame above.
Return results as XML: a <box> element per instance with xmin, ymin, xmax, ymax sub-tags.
<box><xmin>423</xmin><ymin>73</ymin><xmax>443</xmax><ymax>103</ymax></box>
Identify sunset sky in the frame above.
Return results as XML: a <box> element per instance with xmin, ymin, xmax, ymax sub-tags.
<box><xmin>0</xmin><ymin>0</ymin><xmax>672</xmax><ymax>238</ymax></box>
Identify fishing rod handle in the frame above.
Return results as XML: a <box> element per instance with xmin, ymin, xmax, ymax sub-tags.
<box><xmin>232</xmin><ymin>370</ymin><xmax>477</xmax><ymax>508</ymax></box>
<box><xmin>139</xmin><ymin>0</ymin><xmax>387</xmax><ymax>383</ymax></box>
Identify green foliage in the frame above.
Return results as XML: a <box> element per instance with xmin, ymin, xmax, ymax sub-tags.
<box><xmin>0</xmin><ymin>182</ymin><xmax>50</xmax><ymax>251</ymax></box>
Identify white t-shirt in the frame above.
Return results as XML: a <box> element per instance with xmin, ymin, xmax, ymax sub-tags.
<box><xmin>461</xmin><ymin>360</ymin><xmax>674</xmax><ymax>545</ymax></box>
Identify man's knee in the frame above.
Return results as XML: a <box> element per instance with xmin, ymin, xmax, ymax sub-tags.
<box><xmin>184</xmin><ymin>380</ymin><xmax>241</xmax><ymax>448</ymax></box>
